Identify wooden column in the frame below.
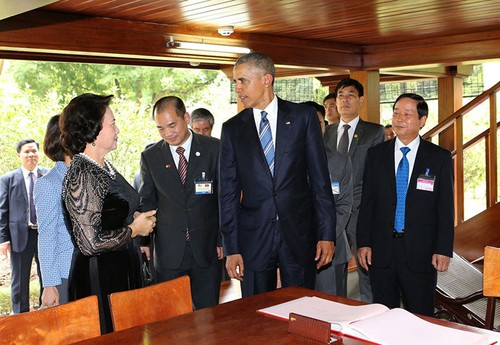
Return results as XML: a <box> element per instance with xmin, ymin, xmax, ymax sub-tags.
<box><xmin>487</xmin><ymin>92</ymin><xmax>498</xmax><ymax>207</ymax></box>
<box><xmin>350</xmin><ymin>70</ymin><xmax>380</xmax><ymax>124</ymax></box>
<box><xmin>438</xmin><ymin>75</ymin><xmax>463</xmax><ymax>151</ymax></box>
<box><xmin>438</xmin><ymin>74</ymin><xmax>464</xmax><ymax>223</ymax></box>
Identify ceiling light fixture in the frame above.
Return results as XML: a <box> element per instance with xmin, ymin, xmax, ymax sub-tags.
<box><xmin>217</xmin><ymin>26</ymin><xmax>235</xmax><ymax>36</ymax></box>
<box><xmin>165</xmin><ymin>36</ymin><xmax>250</xmax><ymax>55</ymax></box>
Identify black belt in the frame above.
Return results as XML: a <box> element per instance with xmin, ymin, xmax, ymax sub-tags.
<box><xmin>393</xmin><ymin>231</ymin><xmax>404</xmax><ymax>238</ymax></box>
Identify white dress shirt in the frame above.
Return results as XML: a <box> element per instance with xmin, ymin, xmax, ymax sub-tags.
<box><xmin>337</xmin><ymin>116</ymin><xmax>360</xmax><ymax>151</ymax></box>
<box><xmin>253</xmin><ymin>95</ymin><xmax>278</xmax><ymax>148</ymax></box>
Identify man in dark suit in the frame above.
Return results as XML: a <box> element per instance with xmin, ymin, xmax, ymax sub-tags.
<box><xmin>323</xmin><ymin>78</ymin><xmax>385</xmax><ymax>302</ymax></box>
<box><xmin>219</xmin><ymin>52</ymin><xmax>336</xmax><ymax>297</ymax></box>
<box><xmin>357</xmin><ymin>93</ymin><xmax>454</xmax><ymax>316</ymax></box>
<box><xmin>139</xmin><ymin>96</ymin><xmax>221</xmax><ymax>309</ymax></box>
<box><xmin>0</xmin><ymin>139</ymin><xmax>47</xmax><ymax>313</ymax></box>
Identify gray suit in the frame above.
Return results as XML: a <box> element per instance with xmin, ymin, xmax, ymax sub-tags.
<box><xmin>0</xmin><ymin>167</ymin><xmax>47</xmax><ymax>313</ymax></box>
<box><xmin>315</xmin><ymin>148</ymin><xmax>352</xmax><ymax>297</ymax></box>
<box><xmin>324</xmin><ymin>119</ymin><xmax>384</xmax><ymax>302</ymax></box>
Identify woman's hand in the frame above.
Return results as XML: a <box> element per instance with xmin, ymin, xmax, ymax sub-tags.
<box><xmin>129</xmin><ymin>209</ymin><xmax>157</xmax><ymax>237</ymax></box>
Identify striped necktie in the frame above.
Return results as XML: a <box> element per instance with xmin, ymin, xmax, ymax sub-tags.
<box><xmin>259</xmin><ymin>111</ymin><xmax>275</xmax><ymax>176</ymax></box>
<box><xmin>176</xmin><ymin>146</ymin><xmax>188</xmax><ymax>185</ymax></box>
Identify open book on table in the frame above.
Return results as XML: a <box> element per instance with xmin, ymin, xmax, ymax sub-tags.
<box><xmin>258</xmin><ymin>296</ymin><xmax>496</xmax><ymax>345</ymax></box>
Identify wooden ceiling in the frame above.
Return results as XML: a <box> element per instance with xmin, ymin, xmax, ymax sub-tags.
<box><xmin>0</xmin><ymin>0</ymin><xmax>499</xmax><ymax>81</ymax></box>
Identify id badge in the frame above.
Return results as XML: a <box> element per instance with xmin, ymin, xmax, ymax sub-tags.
<box><xmin>417</xmin><ymin>169</ymin><xmax>435</xmax><ymax>192</ymax></box>
<box><xmin>194</xmin><ymin>172</ymin><xmax>213</xmax><ymax>195</ymax></box>
<box><xmin>331</xmin><ymin>181</ymin><xmax>340</xmax><ymax>195</ymax></box>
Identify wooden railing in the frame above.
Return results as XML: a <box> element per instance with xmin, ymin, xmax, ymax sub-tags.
<box><xmin>423</xmin><ymin>81</ymin><xmax>500</xmax><ymax>225</ymax></box>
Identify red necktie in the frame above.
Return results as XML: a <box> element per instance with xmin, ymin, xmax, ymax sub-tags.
<box><xmin>176</xmin><ymin>146</ymin><xmax>187</xmax><ymax>185</ymax></box>
<box><xmin>176</xmin><ymin>146</ymin><xmax>190</xmax><ymax>241</ymax></box>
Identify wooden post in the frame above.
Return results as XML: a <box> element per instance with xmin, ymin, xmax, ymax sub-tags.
<box><xmin>438</xmin><ymin>75</ymin><xmax>463</xmax><ymax>151</ymax></box>
<box><xmin>350</xmin><ymin>70</ymin><xmax>380</xmax><ymax>124</ymax></box>
<box><xmin>487</xmin><ymin>93</ymin><xmax>498</xmax><ymax>207</ymax></box>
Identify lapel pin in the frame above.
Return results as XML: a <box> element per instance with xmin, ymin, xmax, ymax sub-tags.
<box><xmin>195</xmin><ymin>151</ymin><xmax>201</xmax><ymax>156</ymax></box>
<box><xmin>166</xmin><ymin>164</ymin><xmax>171</xmax><ymax>169</ymax></box>
<box><xmin>286</xmin><ymin>121</ymin><xmax>291</xmax><ymax>125</ymax></box>
<box><xmin>354</xmin><ymin>134</ymin><xmax>359</xmax><ymax>140</ymax></box>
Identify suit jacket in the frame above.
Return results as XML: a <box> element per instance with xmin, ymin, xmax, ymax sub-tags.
<box><xmin>325</xmin><ymin>148</ymin><xmax>353</xmax><ymax>266</ymax></box>
<box><xmin>0</xmin><ymin>167</ymin><xmax>47</xmax><ymax>253</ymax></box>
<box><xmin>219</xmin><ymin>98</ymin><xmax>336</xmax><ymax>271</ymax></box>
<box><xmin>139</xmin><ymin>132</ymin><xmax>220</xmax><ymax>270</ymax></box>
<box><xmin>356</xmin><ymin>138</ymin><xmax>454</xmax><ymax>272</ymax></box>
<box><xmin>324</xmin><ymin>119</ymin><xmax>385</xmax><ymax>211</ymax></box>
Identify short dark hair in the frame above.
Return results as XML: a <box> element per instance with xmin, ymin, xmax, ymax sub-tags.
<box><xmin>384</xmin><ymin>124</ymin><xmax>393</xmax><ymax>129</ymax></box>
<box><xmin>152</xmin><ymin>96</ymin><xmax>186</xmax><ymax>119</ymax></box>
<box><xmin>302</xmin><ymin>101</ymin><xmax>325</xmax><ymax>116</ymax></box>
<box><xmin>393</xmin><ymin>93</ymin><xmax>429</xmax><ymax>119</ymax></box>
<box><xmin>191</xmin><ymin>108</ymin><xmax>215</xmax><ymax>127</ymax></box>
<box><xmin>59</xmin><ymin>93</ymin><xmax>113</xmax><ymax>156</ymax></box>
<box><xmin>235</xmin><ymin>51</ymin><xmax>275</xmax><ymax>81</ymax></box>
<box><xmin>334</xmin><ymin>78</ymin><xmax>364</xmax><ymax>97</ymax></box>
<box><xmin>16</xmin><ymin>138</ymin><xmax>39</xmax><ymax>153</ymax></box>
<box><xmin>323</xmin><ymin>92</ymin><xmax>336</xmax><ymax>104</ymax></box>
<box><xmin>43</xmin><ymin>115</ymin><xmax>65</xmax><ymax>162</ymax></box>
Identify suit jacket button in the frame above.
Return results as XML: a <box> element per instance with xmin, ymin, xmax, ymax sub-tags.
<box><xmin>271</xmin><ymin>218</ymin><xmax>276</xmax><ymax>223</ymax></box>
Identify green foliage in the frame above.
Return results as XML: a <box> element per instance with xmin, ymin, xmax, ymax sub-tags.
<box><xmin>0</xmin><ymin>280</ymin><xmax>40</xmax><ymax>315</ymax></box>
<box><xmin>0</xmin><ymin>60</ymin><xmax>225</xmax><ymax>180</ymax></box>
<box><xmin>9</xmin><ymin>61</ymin><xmax>220</xmax><ymax>110</ymax></box>
<box><xmin>0</xmin><ymin>286</ymin><xmax>11</xmax><ymax>315</ymax></box>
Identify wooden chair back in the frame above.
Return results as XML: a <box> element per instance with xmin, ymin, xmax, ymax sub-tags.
<box><xmin>0</xmin><ymin>295</ymin><xmax>100</xmax><ymax>344</ymax></box>
<box><xmin>109</xmin><ymin>275</ymin><xmax>193</xmax><ymax>331</ymax></box>
<box><xmin>483</xmin><ymin>246</ymin><xmax>500</xmax><ymax>329</ymax></box>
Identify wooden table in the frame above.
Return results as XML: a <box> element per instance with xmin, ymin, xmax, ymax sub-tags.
<box><xmin>72</xmin><ymin>286</ymin><xmax>500</xmax><ymax>345</ymax></box>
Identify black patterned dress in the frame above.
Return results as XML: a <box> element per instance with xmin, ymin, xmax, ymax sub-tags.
<box><xmin>62</xmin><ymin>153</ymin><xmax>141</xmax><ymax>334</ymax></box>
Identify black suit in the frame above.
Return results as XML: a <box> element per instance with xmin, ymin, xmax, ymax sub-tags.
<box><xmin>140</xmin><ymin>132</ymin><xmax>220</xmax><ymax>309</ymax></box>
<box><xmin>219</xmin><ymin>98</ymin><xmax>336</xmax><ymax>296</ymax></box>
<box><xmin>0</xmin><ymin>167</ymin><xmax>47</xmax><ymax>313</ymax></box>
<box><xmin>324</xmin><ymin>118</ymin><xmax>384</xmax><ymax>302</ymax></box>
<box><xmin>357</xmin><ymin>138</ymin><xmax>454</xmax><ymax>316</ymax></box>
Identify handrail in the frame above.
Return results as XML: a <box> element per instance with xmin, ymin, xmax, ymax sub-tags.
<box><xmin>423</xmin><ymin>81</ymin><xmax>500</xmax><ymax>140</ymax></box>
<box><xmin>422</xmin><ymin>80</ymin><xmax>500</xmax><ymax>224</ymax></box>
<box><xmin>447</xmin><ymin>121</ymin><xmax>500</xmax><ymax>156</ymax></box>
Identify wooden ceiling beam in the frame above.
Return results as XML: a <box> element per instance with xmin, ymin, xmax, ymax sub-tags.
<box><xmin>0</xmin><ymin>10</ymin><xmax>362</xmax><ymax>70</ymax></box>
<box><xmin>1</xmin><ymin>10</ymin><xmax>498</xmax><ymax>76</ymax></box>
<box><xmin>363</xmin><ymin>30</ymin><xmax>500</xmax><ymax>70</ymax></box>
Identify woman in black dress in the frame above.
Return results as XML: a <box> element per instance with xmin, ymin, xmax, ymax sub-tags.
<box><xmin>59</xmin><ymin>93</ymin><xmax>157</xmax><ymax>333</ymax></box>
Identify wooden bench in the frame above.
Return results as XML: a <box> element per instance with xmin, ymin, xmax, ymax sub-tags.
<box><xmin>435</xmin><ymin>203</ymin><xmax>500</xmax><ymax>330</ymax></box>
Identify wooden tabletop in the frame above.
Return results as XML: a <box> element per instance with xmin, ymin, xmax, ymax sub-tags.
<box><xmin>71</xmin><ymin>286</ymin><xmax>499</xmax><ymax>345</ymax></box>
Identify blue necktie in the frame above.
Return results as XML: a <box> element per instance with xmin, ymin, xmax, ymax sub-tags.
<box><xmin>394</xmin><ymin>147</ymin><xmax>410</xmax><ymax>232</ymax></box>
<box><xmin>259</xmin><ymin>111</ymin><xmax>275</xmax><ymax>176</ymax></box>
<box><xmin>28</xmin><ymin>172</ymin><xmax>37</xmax><ymax>225</ymax></box>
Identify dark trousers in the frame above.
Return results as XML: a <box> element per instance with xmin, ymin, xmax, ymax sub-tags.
<box><xmin>241</xmin><ymin>223</ymin><xmax>316</xmax><ymax>298</ymax></box>
<box><xmin>369</xmin><ymin>237</ymin><xmax>437</xmax><ymax>317</ymax></box>
<box><xmin>156</xmin><ymin>242</ymin><xmax>220</xmax><ymax>310</ymax></box>
<box><xmin>10</xmin><ymin>228</ymin><xmax>42</xmax><ymax>313</ymax></box>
